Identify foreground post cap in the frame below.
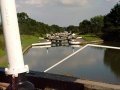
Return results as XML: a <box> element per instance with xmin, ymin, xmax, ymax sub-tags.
<box><xmin>5</xmin><ymin>65</ymin><xmax>29</xmax><ymax>77</ymax></box>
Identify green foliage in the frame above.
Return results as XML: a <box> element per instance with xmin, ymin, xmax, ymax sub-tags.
<box><xmin>66</xmin><ymin>25</ymin><xmax>79</xmax><ymax>33</ymax></box>
<box><xmin>80</xmin><ymin>34</ymin><xmax>102</xmax><ymax>41</ymax></box>
<box><xmin>21</xmin><ymin>35</ymin><xmax>39</xmax><ymax>49</ymax></box>
<box><xmin>0</xmin><ymin>35</ymin><xmax>6</xmax><ymax>57</ymax></box>
<box><xmin>0</xmin><ymin>35</ymin><xmax>39</xmax><ymax>67</ymax></box>
<box><xmin>17</xmin><ymin>12</ymin><xmax>64</xmax><ymax>36</ymax></box>
<box><xmin>78</xmin><ymin>16</ymin><xmax>104</xmax><ymax>35</ymax></box>
<box><xmin>102</xmin><ymin>2</ymin><xmax>120</xmax><ymax>41</ymax></box>
<box><xmin>0</xmin><ymin>35</ymin><xmax>5</xmax><ymax>50</ymax></box>
<box><xmin>79</xmin><ymin>20</ymin><xmax>91</xmax><ymax>34</ymax></box>
<box><xmin>0</xmin><ymin>49</ymin><xmax>5</xmax><ymax>56</ymax></box>
<box><xmin>17</xmin><ymin>12</ymin><xmax>29</xmax><ymax>23</ymax></box>
<box><xmin>0</xmin><ymin>35</ymin><xmax>39</xmax><ymax>57</ymax></box>
<box><xmin>90</xmin><ymin>15</ymin><xmax>104</xmax><ymax>34</ymax></box>
<box><xmin>51</xmin><ymin>25</ymin><xmax>64</xmax><ymax>33</ymax></box>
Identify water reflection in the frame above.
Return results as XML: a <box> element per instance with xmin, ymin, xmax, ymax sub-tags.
<box><xmin>24</xmin><ymin>46</ymin><xmax>79</xmax><ymax>72</ymax></box>
<box><xmin>46</xmin><ymin>46</ymin><xmax>120</xmax><ymax>84</ymax></box>
<box><xmin>24</xmin><ymin>45</ymin><xmax>120</xmax><ymax>84</ymax></box>
<box><xmin>104</xmin><ymin>49</ymin><xmax>120</xmax><ymax>78</ymax></box>
<box><xmin>102</xmin><ymin>41</ymin><xmax>120</xmax><ymax>47</ymax></box>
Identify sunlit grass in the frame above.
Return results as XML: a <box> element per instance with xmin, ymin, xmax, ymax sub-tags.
<box><xmin>0</xmin><ymin>35</ymin><xmax>39</xmax><ymax>67</ymax></box>
<box><xmin>80</xmin><ymin>34</ymin><xmax>102</xmax><ymax>41</ymax></box>
<box><xmin>21</xmin><ymin>35</ymin><xmax>39</xmax><ymax>50</ymax></box>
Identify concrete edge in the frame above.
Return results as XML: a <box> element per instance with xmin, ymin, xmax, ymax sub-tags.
<box><xmin>23</xmin><ymin>45</ymin><xmax>32</xmax><ymax>54</ymax></box>
<box><xmin>75</xmin><ymin>79</ymin><xmax>120</xmax><ymax>90</ymax></box>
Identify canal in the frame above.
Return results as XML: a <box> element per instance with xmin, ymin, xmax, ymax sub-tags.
<box><xmin>24</xmin><ymin>44</ymin><xmax>120</xmax><ymax>84</ymax></box>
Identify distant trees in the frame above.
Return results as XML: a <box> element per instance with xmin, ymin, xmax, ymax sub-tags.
<box><xmin>79</xmin><ymin>20</ymin><xmax>91</xmax><ymax>34</ymax></box>
<box><xmin>17</xmin><ymin>12</ymin><xmax>64</xmax><ymax>36</ymax></box>
<box><xmin>51</xmin><ymin>25</ymin><xmax>64</xmax><ymax>33</ymax></box>
<box><xmin>0</xmin><ymin>1</ymin><xmax>119</xmax><ymax>41</ymax></box>
<box><xmin>66</xmin><ymin>15</ymin><xmax>104</xmax><ymax>36</ymax></box>
<box><xmin>66</xmin><ymin>25</ymin><xmax>79</xmax><ymax>33</ymax></box>
<box><xmin>90</xmin><ymin>15</ymin><xmax>104</xmax><ymax>35</ymax></box>
<box><xmin>78</xmin><ymin>1</ymin><xmax>120</xmax><ymax>42</ymax></box>
<box><xmin>78</xmin><ymin>16</ymin><xmax>104</xmax><ymax>35</ymax></box>
<box><xmin>102</xmin><ymin>2</ymin><xmax>120</xmax><ymax>41</ymax></box>
<box><xmin>0</xmin><ymin>12</ymin><xmax>64</xmax><ymax>37</ymax></box>
<box><xmin>17</xmin><ymin>12</ymin><xmax>29</xmax><ymax>23</ymax></box>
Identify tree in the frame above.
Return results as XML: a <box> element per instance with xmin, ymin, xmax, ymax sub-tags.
<box><xmin>79</xmin><ymin>20</ymin><xmax>91</xmax><ymax>34</ymax></box>
<box><xmin>51</xmin><ymin>25</ymin><xmax>63</xmax><ymax>33</ymax></box>
<box><xmin>17</xmin><ymin>12</ymin><xmax>29</xmax><ymax>23</ymax></box>
<box><xmin>0</xmin><ymin>24</ymin><xmax>3</xmax><ymax>34</ymax></box>
<box><xmin>102</xmin><ymin>2</ymin><xmax>120</xmax><ymax>41</ymax></box>
<box><xmin>66</xmin><ymin>25</ymin><xmax>79</xmax><ymax>33</ymax></box>
<box><xmin>17</xmin><ymin>12</ymin><xmax>64</xmax><ymax>36</ymax></box>
<box><xmin>90</xmin><ymin>15</ymin><xmax>104</xmax><ymax>35</ymax></box>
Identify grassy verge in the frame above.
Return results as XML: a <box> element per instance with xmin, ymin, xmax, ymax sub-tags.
<box><xmin>80</xmin><ymin>34</ymin><xmax>102</xmax><ymax>41</ymax></box>
<box><xmin>0</xmin><ymin>49</ymin><xmax>5</xmax><ymax>56</ymax></box>
<box><xmin>80</xmin><ymin>34</ymin><xmax>103</xmax><ymax>45</ymax></box>
<box><xmin>21</xmin><ymin>35</ymin><xmax>39</xmax><ymax>50</ymax></box>
<box><xmin>0</xmin><ymin>35</ymin><xmax>39</xmax><ymax>67</ymax></box>
<box><xmin>0</xmin><ymin>35</ymin><xmax>5</xmax><ymax>56</ymax></box>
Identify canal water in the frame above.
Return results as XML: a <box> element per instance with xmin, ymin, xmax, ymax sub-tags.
<box><xmin>24</xmin><ymin>45</ymin><xmax>120</xmax><ymax>84</ymax></box>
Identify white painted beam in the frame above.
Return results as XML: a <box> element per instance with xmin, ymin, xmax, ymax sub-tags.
<box><xmin>0</xmin><ymin>0</ymin><xmax>29</xmax><ymax>77</ymax></box>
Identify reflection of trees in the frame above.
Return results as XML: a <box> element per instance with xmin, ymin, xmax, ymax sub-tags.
<box><xmin>104</xmin><ymin>49</ymin><xmax>120</xmax><ymax>77</ymax></box>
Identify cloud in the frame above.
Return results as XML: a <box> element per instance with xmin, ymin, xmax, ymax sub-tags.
<box><xmin>24</xmin><ymin>0</ymin><xmax>50</xmax><ymax>7</ymax></box>
<box><xmin>21</xmin><ymin>0</ymin><xmax>89</xmax><ymax>7</ymax></box>
<box><xmin>17</xmin><ymin>0</ymin><xmax>119</xmax><ymax>8</ymax></box>
<box><xmin>60</xmin><ymin>0</ymin><xmax>88</xmax><ymax>6</ymax></box>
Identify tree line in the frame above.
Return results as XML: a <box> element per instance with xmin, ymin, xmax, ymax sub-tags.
<box><xmin>0</xmin><ymin>12</ymin><xmax>64</xmax><ymax>36</ymax></box>
<box><xmin>102</xmin><ymin>2</ymin><xmax>120</xmax><ymax>41</ymax></box>
<box><xmin>67</xmin><ymin>2</ymin><xmax>120</xmax><ymax>41</ymax></box>
<box><xmin>0</xmin><ymin>2</ymin><xmax>120</xmax><ymax>41</ymax></box>
<box><xmin>66</xmin><ymin>15</ymin><xmax>104</xmax><ymax>35</ymax></box>
<box><xmin>17</xmin><ymin>12</ymin><xmax>64</xmax><ymax>37</ymax></box>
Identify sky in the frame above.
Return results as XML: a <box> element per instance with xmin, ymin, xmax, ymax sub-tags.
<box><xmin>16</xmin><ymin>0</ymin><xmax>119</xmax><ymax>27</ymax></box>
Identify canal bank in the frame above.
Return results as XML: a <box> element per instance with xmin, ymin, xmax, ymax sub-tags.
<box><xmin>80</xmin><ymin>40</ymin><xmax>103</xmax><ymax>45</ymax></box>
<box><xmin>0</xmin><ymin>35</ymin><xmax>40</xmax><ymax>67</ymax></box>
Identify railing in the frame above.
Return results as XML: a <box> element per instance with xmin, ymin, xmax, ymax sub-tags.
<box><xmin>0</xmin><ymin>68</ymin><xmax>120</xmax><ymax>90</ymax></box>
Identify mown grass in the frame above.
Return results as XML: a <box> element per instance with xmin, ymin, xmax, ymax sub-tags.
<box><xmin>21</xmin><ymin>35</ymin><xmax>39</xmax><ymax>50</ymax></box>
<box><xmin>0</xmin><ymin>35</ymin><xmax>39</xmax><ymax>67</ymax></box>
<box><xmin>80</xmin><ymin>34</ymin><xmax>102</xmax><ymax>41</ymax></box>
<box><xmin>0</xmin><ymin>49</ymin><xmax>5</xmax><ymax>56</ymax></box>
<box><xmin>0</xmin><ymin>35</ymin><xmax>5</xmax><ymax>56</ymax></box>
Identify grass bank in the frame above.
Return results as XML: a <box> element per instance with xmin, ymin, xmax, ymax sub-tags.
<box><xmin>21</xmin><ymin>35</ymin><xmax>39</xmax><ymax>50</ymax></box>
<box><xmin>80</xmin><ymin>34</ymin><xmax>102</xmax><ymax>41</ymax></box>
<box><xmin>0</xmin><ymin>35</ymin><xmax>39</xmax><ymax>67</ymax></box>
<box><xmin>80</xmin><ymin>34</ymin><xmax>103</xmax><ymax>44</ymax></box>
<box><xmin>0</xmin><ymin>35</ymin><xmax>5</xmax><ymax>56</ymax></box>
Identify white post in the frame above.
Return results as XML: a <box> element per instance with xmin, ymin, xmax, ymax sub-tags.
<box><xmin>0</xmin><ymin>0</ymin><xmax>29</xmax><ymax>77</ymax></box>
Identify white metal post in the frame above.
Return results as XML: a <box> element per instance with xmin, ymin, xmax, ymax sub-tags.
<box><xmin>0</xmin><ymin>0</ymin><xmax>29</xmax><ymax>77</ymax></box>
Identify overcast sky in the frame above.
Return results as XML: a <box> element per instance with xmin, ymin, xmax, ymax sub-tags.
<box><xmin>16</xmin><ymin>0</ymin><xmax>119</xmax><ymax>27</ymax></box>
